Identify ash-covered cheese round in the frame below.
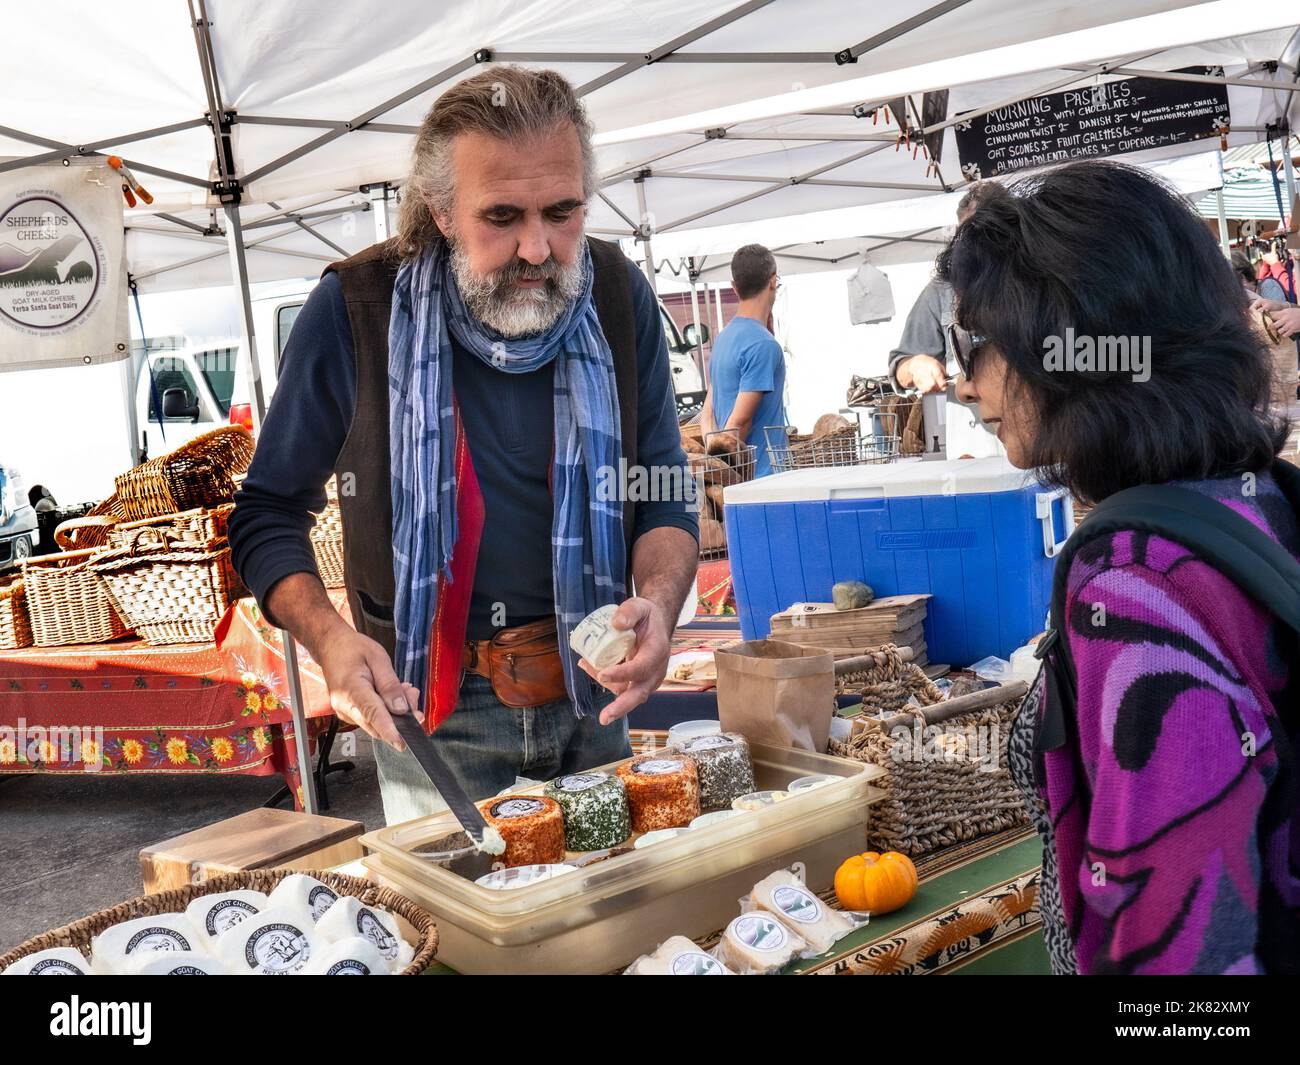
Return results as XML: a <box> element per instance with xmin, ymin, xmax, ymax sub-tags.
<box><xmin>544</xmin><ymin>771</ymin><xmax>631</xmax><ymax>851</ymax></box>
<box><xmin>570</xmin><ymin>604</ymin><xmax>637</xmax><ymax>669</ymax></box>
<box><xmin>615</xmin><ymin>754</ymin><xmax>700</xmax><ymax>833</ymax></box>
<box><xmin>476</xmin><ymin>795</ymin><xmax>566</xmax><ymax>868</ymax></box>
<box><xmin>671</xmin><ymin>731</ymin><xmax>755</xmax><ymax>811</ymax></box>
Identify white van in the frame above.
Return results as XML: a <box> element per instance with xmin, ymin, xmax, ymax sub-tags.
<box><xmin>136</xmin><ymin>281</ymin><xmax>704</xmax><ymax>459</ymax></box>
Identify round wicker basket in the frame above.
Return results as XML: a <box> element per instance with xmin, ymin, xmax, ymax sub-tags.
<box><xmin>0</xmin><ymin>868</ymin><xmax>438</xmax><ymax>976</ymax></box>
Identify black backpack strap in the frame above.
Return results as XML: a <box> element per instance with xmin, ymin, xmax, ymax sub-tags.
<box><xmin>1036</xmin><ymin>462</ymin><xmax>1300</xmax><ymax>772</ymax></box>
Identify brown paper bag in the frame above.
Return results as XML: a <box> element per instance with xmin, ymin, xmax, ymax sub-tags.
<box><xmin>715</xmin><ymin>640</ymin><xmax>836</xmax><ymax>753</ymax></box>
<box><xmin>1258</xmin><ymin>310</ymin><xmax>1299</xmax><ymax>407</ymax></box>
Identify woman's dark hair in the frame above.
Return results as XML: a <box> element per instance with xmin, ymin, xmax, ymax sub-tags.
<box><xmin>936</xmin><ymin>159</ymin><xmax>1286</xmax><ymax>504</ymax></box>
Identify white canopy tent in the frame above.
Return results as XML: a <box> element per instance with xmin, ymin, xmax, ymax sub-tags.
<box><xmin>4</xmin><ymin>0</ymin><xmax>1300</xmax><ymax>810</ymax></box>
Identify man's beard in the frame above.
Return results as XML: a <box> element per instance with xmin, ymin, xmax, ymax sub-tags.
<box><xmin>448</xmin><ymin>237</ymin><xmax>585</xmax><ymax>337</ymax></box>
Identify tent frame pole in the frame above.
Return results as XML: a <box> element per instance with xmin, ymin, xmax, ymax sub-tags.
<box><xmin>190</xmin><ymin>0</ymin><xmax>319</xmax><ymax>813</ymax></box>
<box><xmin>634</xmin><ymin>173</ymin><xmax>658</xmax><ymax>294</ymax></box>
<box><xmin>688</xmin><ymin>259</ymin><xmax>705</xmax><ymax>382</ymax></box>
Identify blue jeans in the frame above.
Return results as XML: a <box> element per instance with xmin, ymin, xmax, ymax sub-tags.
<box><xmin>371</xmin><ymin>672</ymin><xmax>632</xmax><ymax>826</ymax></box>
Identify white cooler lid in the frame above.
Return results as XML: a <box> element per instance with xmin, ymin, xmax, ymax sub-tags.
<box><xmin>723</xmin><ymin>456</ymin><xmax>1037</xmax><ymax>504</ymax></box>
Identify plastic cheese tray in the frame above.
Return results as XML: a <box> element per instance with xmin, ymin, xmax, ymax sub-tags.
<box><xmin>360</xmin><ymin>742</ymin><xmax>884</xmax><ymax>975</ymax></box>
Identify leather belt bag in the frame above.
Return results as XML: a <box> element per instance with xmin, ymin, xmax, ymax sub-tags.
<box><xmin>462</xmin><ymin>617</ymin><xmax>567</xmax><ymax>709</ymax></box>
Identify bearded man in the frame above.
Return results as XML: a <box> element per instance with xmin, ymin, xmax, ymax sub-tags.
<box><xmin>229</xmin><ymin>67</ymin><xmax>699</xmax><ymax>824</ymax></box>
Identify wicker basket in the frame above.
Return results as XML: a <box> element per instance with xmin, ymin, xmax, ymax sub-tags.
<box><xmin>106</xmin><ymin>503</ymin><xmax>235</xmax><ymax>550</ymax></box>
<box><xmin>0</xmin><ymin>868</ymin><xmax>439</xmax><ymax>976</ymax></box>
<box><xmin>312</xmin><ymin>477</ymin><xmax>345</xmax><ymax>588</ymax></box>
<box><xmin>92</xmin><ymin>526</ymin><xmax>247</xmax><ymax>646</ymax></box>
<box><xmin>21</xmin><ymin>550</ymin><xmax>132</xmax><ymax>647</ymax></box>
<box><xmin>115</xmin><ymin>426</ymin><xmax>255</xmax><ymax>522</ymax></box>
<box><xmin>54</xmin><ymin>494</ymin><xmax>127</xmax><ymax>551</ymax></box>
<box><xmin>829</xmin><ymin>647</ymin><xmax>1028</xmax><ymax>857</ymax></box>
<box><xmin>0</xmin><ymin>576</ymin><xmax>33</xmax><ymax>650</ymax></box>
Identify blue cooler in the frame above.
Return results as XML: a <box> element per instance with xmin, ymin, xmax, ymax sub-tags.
<box><xmin>722</xmin><ymin>457</ymin><xmax>1071</xmax><ymax>667</ymax></box>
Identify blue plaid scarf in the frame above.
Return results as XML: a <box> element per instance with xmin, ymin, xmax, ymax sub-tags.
<box><xmin>387</xmin><ymin>240</ymin><xmax>625</xmax><ymax>717</ymax></box>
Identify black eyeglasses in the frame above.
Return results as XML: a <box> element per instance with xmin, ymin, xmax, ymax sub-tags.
<box><xmin>946</xmin><ymin>322</ymin><xmax>987</xmax><ymax>379</ymax></box>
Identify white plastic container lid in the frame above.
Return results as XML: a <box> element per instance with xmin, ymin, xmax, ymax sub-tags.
<box><xmin>723</xmin><ymin>456</ymin><xmax>1037</xmax><ymax>505</ymax></box>
<box><xmin>666</xmin><ymin>719</ymin><xmax>721</xmax><ymax>748</ymax></box>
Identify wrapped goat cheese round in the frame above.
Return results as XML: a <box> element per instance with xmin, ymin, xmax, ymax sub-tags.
<box><xmin>624</xmin><ymin>935</ymin><xmax>735</xmax><ymax>975</ymax></box>
<box><xmin>2</xmin><ymin>947</ymin><xmax>92</xmax><ymax>976</ymax></box>
<box><xmin>125</xmin><ymin>951</ymin><xmax>228</xmax><ymax>976</ymax></box>
<box><xmin>476</xmin><ymin>795</ymin><xmax>566</xmax><ymax>868</ymax></box>
<box><xmin>266</xmin><ymin>873</ymin><xmax>338</xmax><ymax>922</ymax></box>
<box><xmin>90</xmin><ymin>913</ymin><xmax>200</xmax><ymax>974</ymax></box>
<box><xmin>543</xmin><ymin>771</ymin><xmax>631</xmax><ymax>851</ymax></box>
<box><xmin>316</xmin><ymin>897</ymin><xmax>413</xmax><ymax>971</ymax></box>
<box><xmin>302</xmin><ymin>935</ymin><xmax>392</xmax><ymax>976</ymax></box>
<box><xmin>616</xmin><ymin>754</ymin><xmax>700</xmax><ymax>833</ymax></box>
<box><xmin>670</xmin><ymin>731</ymin><xmax>754</xmax><ymax>811</ymax></box>
<box><xmin>216</xmin><ymin>906</ymin><xmax>322</xmax><ymax>975</ymax></box>
<box><xmin>185</xmin><ymin>890</ymin><xmax>266</xmax><ymax>950</ymax></box>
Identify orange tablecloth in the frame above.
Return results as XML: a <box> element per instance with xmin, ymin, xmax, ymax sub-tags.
<box><xmin>0</xmin><ymin>591</ymin><xmax>352</xmax><ymax>809</ymax></box>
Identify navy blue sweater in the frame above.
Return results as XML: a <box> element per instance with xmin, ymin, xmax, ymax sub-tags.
<box><xmin>229</xmin><ymin>258</ymin><xmax>697</xmax><ymax>640</ymax></box>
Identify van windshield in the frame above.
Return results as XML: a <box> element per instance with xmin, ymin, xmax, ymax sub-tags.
<box><xmin>196</xmin><ymin>348</ymin><xmax>237</xmax><ymax>416</ymax></box>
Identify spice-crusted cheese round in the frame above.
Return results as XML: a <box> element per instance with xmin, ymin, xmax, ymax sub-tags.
<box><xmin>544</xmin><ymin>771</ymin><xmax>632</xmax><ymax>851</ymax></box>
<box><xmin>670</xmin><ymin>731</ymin><xmax>755</xmax><ymax>812</ymax></box>
<box><xmin>477</xmin><ymin>795</ymin><xmax>566</xmax><ymax>868</ymax></box>
<box><xmin>615</xmin><ymin>754</ymin><xmax>700</xmax><ymax>833</ymax></box>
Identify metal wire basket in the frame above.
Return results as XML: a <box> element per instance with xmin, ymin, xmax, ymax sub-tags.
<box><xmin>765</xmin><ymin>410</ymin><xmax>900</xmax><ymax>473</ymax></box>
<box><xmin>688</xmin><ymin>431</ymin><xmax>758</xmax><ymax>562</ymax></box>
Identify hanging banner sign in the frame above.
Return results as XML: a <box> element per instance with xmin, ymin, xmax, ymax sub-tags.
<box><xmin>953</xmin><ymin>67</ymin><xmax>1231</xmax><ymax>181</ymax></box>
<box><xmin>0</xmin><ymin>159</ymin><xmax>128</xmax><ymax>371</ymax></box>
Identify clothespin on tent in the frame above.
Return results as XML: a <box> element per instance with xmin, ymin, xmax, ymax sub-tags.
<box><xmin>107</xmin><ymin>156</ymin><xmax>153</xmax><ymax>208</ymax></box>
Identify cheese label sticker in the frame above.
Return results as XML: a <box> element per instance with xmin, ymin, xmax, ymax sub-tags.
<box><xmin>685</xmin><ymin>735</ymin><xmax>732</xmax><ymax>752</ymax></box>
<box><xmin>205</xmin><ymin>899</ymin><xmax>259</xmax><ymax>936</ymax></box>
<box><xmin>245</xmin><ymin>923</ymin><xmax>312</xmax><ymax>973</ymax></box>
<box><xmin>356</xmin><ymin>909</ymin><xmax>400</xmax><ymax>960</ymax></box>
<box><xmin>326</xmin><ymin>960</ymin><xmax>371</xmax><ymax>975</ymax></box>
<box><xmin>28</xmin><ymin>958</ymin><xmax>84</xmax><ymax>975</ymax></box>
<box><xmin>490</xmin><ymin>797</ymin><xmax>546</xmax><ymax>819</ymax></box>
<box><xmin>634</xmin><ymin>758</ymin><xmax>683</xmax><ymax>776</ymax></box>
<box><xmin>772</xmin><ymin>885</ymin><xmax>823</xmax><ymax>924</ymax></box>
<box><xmin>670</xmin><ymin>952</ymin><xmax>728</xmax><ymax>975</ymax></box>
<box><xmin>307</xmin><ymin>885</ymin><xmax>337</xmax><ymax>921</ymax></box>
<box><xmin>125</xmin><ymin>927</ymin><xmax>192</xmax><ymax>954</ymax></box>
<box><xmin>558</xmin><ymin>773</ymin><xmax>606</xmax><ymax>792</ymax></box>
<box><xmin>732</xmin><ymin>915</ymin><xmax>787</xmax><ymax>952</ymax></box>
<box><xmin>165</xmin><ymin>966</ymin><xmax>209</xmax><ymax>976</ymax></box>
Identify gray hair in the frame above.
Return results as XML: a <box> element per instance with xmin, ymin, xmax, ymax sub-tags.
<box><xmin>395</xmin><ymin>66</ymin><xmax>597</xmax><ymax>258</ymax></box>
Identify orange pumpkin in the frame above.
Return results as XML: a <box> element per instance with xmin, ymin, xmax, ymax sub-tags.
<box><xmin>834</xmin><ymin>851</ymin><xmax>918</xmax><ymax>914</ymax></box>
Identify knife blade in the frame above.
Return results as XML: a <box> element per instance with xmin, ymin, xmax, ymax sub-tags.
<box><xmin>392</xmin><ymin>713</ymin><xmax>498</xmax><ymax>880</ymax></box>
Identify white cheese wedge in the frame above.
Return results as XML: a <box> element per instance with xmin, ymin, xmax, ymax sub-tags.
<box><xmin>90</xmin><ymin>913</ymin><xmax>201</xmax><ymax>974</ymax></box>
<box><xmin>216</xmin><ymin>906</ymin><xmax>322</xmax><ymax>975</ymax></box>
<box><xmin>749</xmin><ymin>869</ymin><xmax>854</xmax><ymax>954</ymax></box>
<box><xmin>2</xmin><ymin>947</ymin><xmax>93</xmax><ymax>975</ymax></box>
<box><xmin>625</xmin><ymin>935</ymin><xmax>734</xmax><ymax>975</ymax></box>
<box><xmin>715</xmin><ymin>913</ymin><xmax>807</xmax><ymax>974</ymax></box>
<box><xmin>302</xmin><ymin>936</ymin><xmax>393</xmax><ymax>976</ymax></box>
<box><xmin>185</xmin><ymin>890</ymin><xmax>266</xmax><ymax>950</ymax></box>
<box><xmin>569</xmin><ymin>604</ymin><xmax>637</xmax><ymax>669</ymax></box>
<box><xmin>266</xmin><ymin>874</ymin><xmax>339</xmax><ymax>923</ymax></box>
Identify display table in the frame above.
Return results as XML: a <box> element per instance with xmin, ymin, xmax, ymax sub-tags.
<box><xmin>0</xmin><ymin>592</ymin><xmax>351</xmax><ymax>809</ymax></box>
<box><xmin>421</xmin><ymin>823</ymin><xmax>1046</xmax><ymax>975</ymax></box>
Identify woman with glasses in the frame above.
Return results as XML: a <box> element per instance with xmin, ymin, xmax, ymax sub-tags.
<box><xmin>940</xmin><ymin>159</ymin><xmax>1300</xmax><ymax>974</ymax></box>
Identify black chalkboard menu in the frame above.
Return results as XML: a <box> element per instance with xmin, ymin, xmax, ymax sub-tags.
<box><xmin>953</xmin><ymin>66</ymin><xmax>1230</xmax><ymax>180</ymax></box>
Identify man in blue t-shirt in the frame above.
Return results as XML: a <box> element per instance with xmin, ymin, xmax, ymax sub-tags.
<box><xmin>701</xmin><ymin>244</ymin><xmax>788</xmax><ymax>478</ymax></box>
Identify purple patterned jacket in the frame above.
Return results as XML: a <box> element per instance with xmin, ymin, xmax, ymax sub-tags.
<box><xmin>1043</xmin><ymin>473</ymin><xmax>1300</xmax><ymax>974</ymax></box>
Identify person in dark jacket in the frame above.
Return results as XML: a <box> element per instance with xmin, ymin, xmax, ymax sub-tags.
<box><xmin>229</xmin><ymin>68</ymin><xmax>699</xmax><ymax>822</ymax></box>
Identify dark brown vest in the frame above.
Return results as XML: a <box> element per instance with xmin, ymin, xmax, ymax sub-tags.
<box><xmin>326</xmin><ymin>237</ymin><xmax>641</xmax><ymax>657</ymax></box>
